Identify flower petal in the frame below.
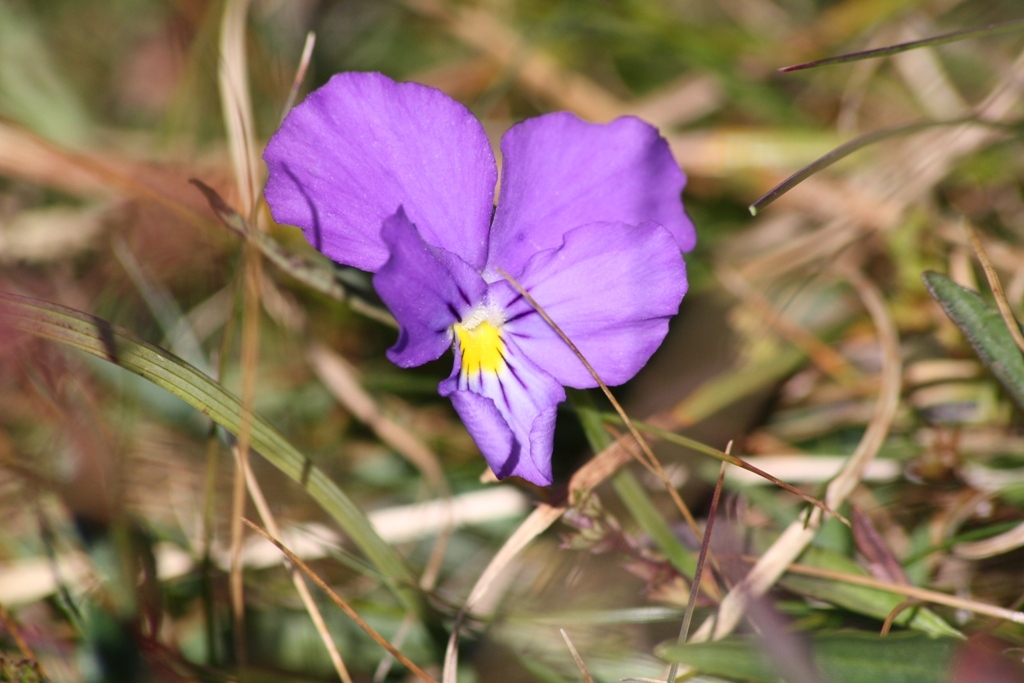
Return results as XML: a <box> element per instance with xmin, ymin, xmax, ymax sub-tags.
<box><xmin>264</xmin><ymin>72</ymin><xmax>497</xmax><ymax>272</ymax></box>
<box><xmin>486</xmin><ymin>113</ymin><xmax>695</xmax><ymax>277</ymax></box>
<box><xmin>373</xmin><ymin>208</ymin><xmax>487</xmax><ymax>368</ymax></box>
<box><xmin>440</xmin><ymin>336</ymin><xmax>564</xmax><ymax>485</ymax></box>
<box><xmin>492</xmin><ymin>220</ymin><xmax>687</xmax><ymax>388</ymax></box>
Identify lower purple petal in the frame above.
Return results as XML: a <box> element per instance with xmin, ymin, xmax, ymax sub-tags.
<box><xmin>440</xmin><ymin>336</ymin><xmax>564</xmax><ymax>485</ymax></box>
<box><xmin>492</xmin><ymin>220</ymin><xmax>687</xmax><ymax>388</ymax></box>
<box><xmin>373</xmin><ymin>209</ymin><xmax>487</xmax><ymax>368</ymax></box>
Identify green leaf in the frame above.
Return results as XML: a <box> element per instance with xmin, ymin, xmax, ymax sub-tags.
<box><xmin>658</xmin><ymin>631</ymin><xmax>959</xmax><ymax>683</ymax></box>
<box><xmin>922</xmin><ymin>271</ymin><xmax>1024</xmax><ymax>410</ymax></box>
<box><xmin>0</xmin><ymin>293</ymin><xmax>421</xmax><ymax>615</ymax></box>
<box><xmin>778</xmin><ymin>546</ymin><xmax>962</xmax><ymax>639</ymax></box>
<box><xmin>568</xmin><ymin>390</ymin><xmax>697</xmax><ymax>577</ymax></box>
<box><xmin>612</xmin><ymin>468</ymin><xmax>697</xmax><ymax>577</ymax></box>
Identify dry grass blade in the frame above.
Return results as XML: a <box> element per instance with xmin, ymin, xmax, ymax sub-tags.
<box><xmin>691</xmin><ymin>269</ymin><xmax>901</xmax><ymax>642</ymax></box>
<box><xmin>308</xmin><ymin>344</ymin><xmax>446</xmax><ymax>490</ymax></box>
<box><xmin>405</xmin><ymin>0</ymin><xmax>627</xmax><ymax>122</ymax></box>
<box><xmin>964</xmin><ymin>222</ymin><xmax>1024</xmax><ymax>355</ymax></box>
<box><xmin>560</xmin><ymin>629</ymin><xmax>594</xmax><ymax>683</ymax></box>
<box><xmin>630</xmin><ymin>74</ymin><xmax>723</xmax><ymax>129</ymax></box>
<box><xmin>218</xmin><ymin>0</ymin><xmax>259</xmax><ymax>216</ymax></box>
<box><xmin>241</xmin><ymin>451</ymin><xmax>353</xmax><ymax>683</ymax></box>
<box><xmin>955</xmin><ymin>520</ymin><xmax>1024</xmax><ymax>560</ymax></box>
<box><xmin>217</xmin><ymin>0</ymin><xmax>262</xmax><ymax>661</ymax></box>
<box><xmin>620</xmin><ymin>419</ymin><xmax>845</xmax><ymax>522</ymax></box>
<box><xmin>881</xmin><ymin>599</ymin><xmax>922</xmax><ymax>636</ymax></box>
<box><xmin>601</xmin><ymin>423</ymin><xmax>723</xmax><ymax>578</ymax></box>
<box><xmin>0</xmin><ymin>603</ymin><xmax>43</xmax><ymax>677</ymax></box>
<box><xmin>308</xmin><ymin>343</ymin><xmax>452</xmax><ymax>681</ymax></box>
<box><xmin>665</xmin><ymin>460</ymin><xmax>728</xmax><ymax>683</ymax></box>
<box><xmin>442</xmin><ymin>436</ymin><xmax>639</xmax><ymax>683</ymax></box>
<box><xmin>442</xmin><ymin>504</ymin><xmax>565</xmax><ymax>683</ymax></box>
<box><xmin>779</xmin><ymin>17</ymin><xmax>1024</xmax><ymax>72</ymax></box>
<box><xmin>405</xmin><ymin>0</ymin><xmax>723</xmax><ymax>129</ymax></box>
<box><xmin>602</xmin><ymin>423</ymin><xmax>661</xmax><ymax>480</ymax></box>
<box><xmin>242</xmin><ymin>519</ymin><xmax>440</xmax><ymax>683</ymax></box>
<box><xmin>0</xmin><ymin>122</ymin><xmax>114</xmax><ymax>197</ymax></box>
<box><xmin>718</xmin><ymin>264</ymin><xmax>863</xmax><ymax>386</ymax></box>
<box><xmin>0</xmin><ymin>121</ymin><xmax>210</xmax><ymax>230</ymax></box>
<box><xmin>190</xmin><ymin>178</ymin><xmax>397</xmax><ymax>328</ymax></box>
<box><xmin>748</xmin><ymin>117</ymin><xmax>992</xmax><ymax>215</ymax></box>
<box><xmin>769</xmin><ymin>559</ymin><xmax>1024</xmax><ymax>625</ymax></box>
<box><xmin>495</xmin><ymin>267</ymin><xmax>703</xmax><ymax>539</ymax></box>
<box><xmin>824</xmin><ymin>269</ymin><xmax>902</xmax><ymax>505</ymax></box>
<box><xmin>850</xmin><ymin>506</ymin><xmax>908</xmax><ymax>585</ymax></box>
<box><xmin>228</xmin><ymin>238</ymin><xmax>263</xmax><ymax>664</ymax></box>
<box><xmin>742</xmin><ymin>48</ymin><xmax>1024</xmax><ymax>286</ymax></box>
<box><xmin>892</xmin><ymin>23</ymin><xmax>968</xmax><ymax>120</ymax></box>
<box><xmin>281</xmin><ymin>31</ymin><xmax>316</xmax><ymax>121</ymax></box>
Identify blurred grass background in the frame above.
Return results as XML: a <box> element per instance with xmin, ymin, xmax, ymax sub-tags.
<box><xmin>2</xmin><ymin>0</ymin><xmax>1024</xmax><ymax>681</ymax></box>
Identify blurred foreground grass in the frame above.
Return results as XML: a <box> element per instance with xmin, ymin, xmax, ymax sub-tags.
<box><xmin>2</xmin><ymin>0</ymin><xmax>1024</xmax><ymax>681</ymax></box>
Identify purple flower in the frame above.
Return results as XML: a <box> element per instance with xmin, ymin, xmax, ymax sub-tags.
<box><xmin>263</xmin><ymin>72</ymin><xmax>694</xmax><ymax>486</ymax></box>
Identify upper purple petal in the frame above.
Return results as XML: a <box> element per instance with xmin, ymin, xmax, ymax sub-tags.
<box><xmin>485</xmin><ymin>112</ymin><xmax>695</xmax><ymax>277</ymax></box>
<box><xmin>373</xmin><ymin>208</ymin><xmax>487</xmax><ymax>368</ymax></box>
<box><xmin>440</xmin><ymin>336</ymin><xmax>564</xmax><ymax>486</ymax></box>
<box><xmin>491</xmin><ymin>220</ymin><xmax>687</xmax><ymax>389</ymax></box>
<box><xmin>263</xmin><ymin>72</ymin><xmax>497</xmax><ymax>272</ymax></box>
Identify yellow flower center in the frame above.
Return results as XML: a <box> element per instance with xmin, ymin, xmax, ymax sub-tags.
<box><xmin>454</xmin><ymin>319</ymin><xmax>505</xmax><ymax>375</ymax></box>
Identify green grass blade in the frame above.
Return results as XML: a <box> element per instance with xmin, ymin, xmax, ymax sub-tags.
<box><xmin>569</xmin><ymin>390</ymin><xmax>698</xmax><ymax>578</ymax></box>
<box><xmin>778</xmin><ymin>546</ymin><xmax>961</xmax><ymax>639</ymax></box>
<box><xmin>612</xmin><ymin>468</ymin><xmax>697</xmax><ymax>577</ymax></box>
<box><xmin>658</xmin><ymin>631</ymin><xmax>960</xmax><ymax>683</ymax></box>
<box><xmin>0</xmin><ymin>292</ymin><xmax>420</xmax><ymax>613</ymax></box>
<box><xmin>922</xmin><ymin>271</ymin><xmax>1024</xmax><ymax>410</ymax></box>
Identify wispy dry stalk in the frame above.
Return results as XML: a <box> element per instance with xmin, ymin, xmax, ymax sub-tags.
<box><xmin>307</xmin><ymin>344</ymin><xmax>447</xmax><ymax>490</ymax></box>
<box><xmin>280</xmin><ymin>31</ymin><xmax>317</xmax><ymax>121</ymax></box>
<box><xmin>442</xmin><ymin>429</ymin><xmax>643</xmax><ymax>683</ymax></box>
<box><xmin>560</xmin><ymin>629</ymin><xmax>594</xmax><ymax>683</ymax></box>
<box><xmin>665</xmin><ymin>460</ymin><xmax>727</xmax><ymax>683</ymax></box>
<box><xmin>307</xmin><ymin>343</ymin><xmax>454</xmax><ymax>681</ymax></box>
<box><xmin>405</xmin><ymin>0</ymin><xmax>627</xmax><ymax>122</ymax></box>
<box><xmin>240</xmin><ymin>453</ymin><xmax>353</xmax><ymax>683</ymax></box>
<box><xmin>243</xmin><ymin>519</ymin><xmax>440</xmax><ymax>683</ymax></box>
<box><xmin>218</xmin><ymin>0</ymin><xmax>261</xmax><ymax>663</ymax></box>
<box><xmin>718</xmin><ymin>263</ymin><xmax>864</xmax><ymax>388</ymax></box>
<box><xmin>691</xmin><ymin>268</ymin><xmax>901</xmax><ymax>643</ymax></box>
<box><xmin>218</xmin><ymin>0</ymin><xmax>259</xmax><ymax>217</ymax></box>
<box><xmin>0</xmin><ymin>603</ymin><xmax>43</xmax><ymax>677</ymax></box>
<box><xmin>963</xmin><ymin>222</ymin><xmax>1024</xmax><ymax>355</ymax></box>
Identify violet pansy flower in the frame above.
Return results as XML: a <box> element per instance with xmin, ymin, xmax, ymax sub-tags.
<box><xmin>263</xmin><ymin>72</ymin><xmax>694</xmax><ymax>486</ymax></box>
